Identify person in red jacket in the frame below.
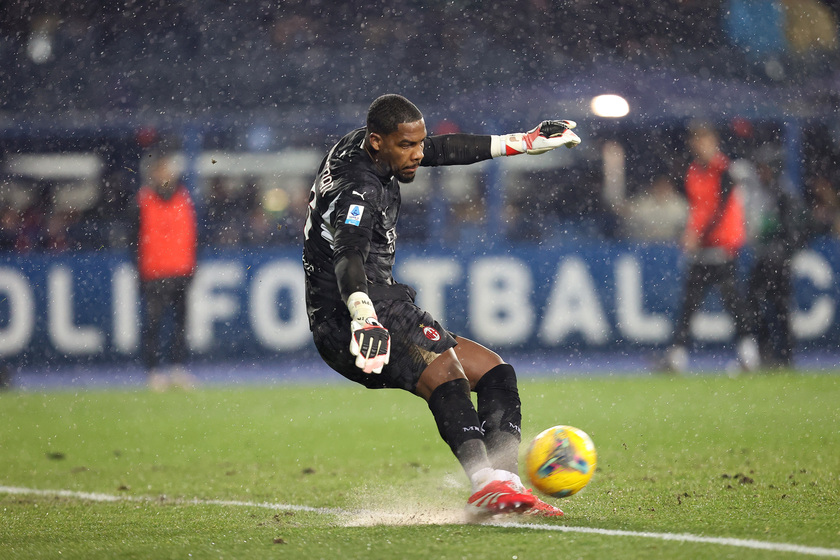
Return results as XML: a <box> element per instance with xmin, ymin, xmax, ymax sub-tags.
<box><xmin>133</xmin><ymin>152</ymin><xmax>198</xmax><ymax>391</ymax></box>
<box><xmin>663</xmin><ymin>122</ymin><xmax>759</xmax><ymax>374</ymax></box>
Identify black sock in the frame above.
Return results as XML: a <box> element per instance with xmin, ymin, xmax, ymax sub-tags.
<box><xmin>427</xmin><ymin>378</ymin><xmax>489</xmax><ymax>479</ymax></box>
<box><xmin>475</xmin><ymin>364</ymin><xmax>522</xmax><ymax>474</ymax></box>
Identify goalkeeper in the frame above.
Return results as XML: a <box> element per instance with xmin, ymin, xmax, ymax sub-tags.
<box><xmin>302</xmin><ymin>94</ymin><xmax>580</xmax><ymax>520</ymax></box>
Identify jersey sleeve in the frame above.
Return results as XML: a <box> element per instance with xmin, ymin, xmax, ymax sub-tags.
<box><xmin>422</xmin><ymin>134</ymin><xmax>493</xmax><ymax>167</ymax></box>
<box><xmin>331</xmin><ymin>179</ymin><xmax>380</xmax><ymax>301</ymax></box>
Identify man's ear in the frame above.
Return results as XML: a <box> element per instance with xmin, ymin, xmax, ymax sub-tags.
<box><xmin>368</xmin><ymin>132</ymin><xmax>383</xmax><ymax>152</ymax></box>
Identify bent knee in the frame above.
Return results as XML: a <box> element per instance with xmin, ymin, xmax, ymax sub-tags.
<box><xmin>415</xmin><ymin>349</ymin><xmax>467</xmax><ymax>400</ymax></box>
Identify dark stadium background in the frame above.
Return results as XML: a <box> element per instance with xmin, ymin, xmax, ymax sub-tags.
<box><xmin>2</xmin><ymin>1</ymin><xmax>840</xmax><ymax>386</ymax></box>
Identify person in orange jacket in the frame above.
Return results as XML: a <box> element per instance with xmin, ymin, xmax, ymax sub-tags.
<box><xmin>663</xmin><ymin>122</ymin><xmax>759</xmax><ymax>374</ymax></box>
<box><xmin>132</xmin><ymin>152</ymin><xmax>199</xmax><ymax>391</ymax></box>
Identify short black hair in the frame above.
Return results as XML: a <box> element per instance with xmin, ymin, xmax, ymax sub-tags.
<box><xmin>366</xmin><ymin>94</ymin><xmax>423</xmax><ymax>135</ymax></box>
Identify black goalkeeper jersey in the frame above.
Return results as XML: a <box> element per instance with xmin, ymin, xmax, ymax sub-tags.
<box><xmin>303</xmin><ymin>127</ymin><xmax>492</xmax><ymax>328</ymax></box>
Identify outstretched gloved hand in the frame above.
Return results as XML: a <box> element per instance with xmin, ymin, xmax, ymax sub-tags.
<box><xmin>347</xmin><ymin>291</ymin><xmax>390</xmax><ymax>374</ymax></box>
<box><xmin>493</xmin><ymin>120</ymin><xmax>581</xmax><ymax>156</ymax></box>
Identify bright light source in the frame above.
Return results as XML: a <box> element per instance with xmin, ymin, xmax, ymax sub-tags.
<box><xmin>27</xmin><ymin>31</ymin><xmax>53</xmax><ymax>64</ymax></box>
<box><xmin>263</xmin><ymin>187</ymin><xmax>290</xmax><ymax>213</ymax></box>
<box><xmin>590</xmin><ymin>94</ymin><xmax>630</xmax><ymax>118</ymax></box>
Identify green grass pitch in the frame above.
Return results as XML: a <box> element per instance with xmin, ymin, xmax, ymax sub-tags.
<box><xmin>1</xmin><ymin>371</ymin><xmax>839</xmax><ymax>559</ymax></box>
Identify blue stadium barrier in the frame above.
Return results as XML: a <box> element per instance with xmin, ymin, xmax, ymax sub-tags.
<box><xmin>2</xmin><ymin>240</ymin><xmax>838</xmax><ymax>369</ymax></box>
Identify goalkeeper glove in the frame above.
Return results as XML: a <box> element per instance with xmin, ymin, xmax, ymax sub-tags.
<box><xmin>491</xmin><ymin>120</ymin><xmax>581</xmax><ymax>157</ymax></box>
<box><xmin>347</xmin><ymin>291</ymin><xmax>391</xmax><ymax>374</ymax></box>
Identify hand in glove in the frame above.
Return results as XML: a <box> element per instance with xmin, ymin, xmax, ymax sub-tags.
<box><xmin>347</xmin><ymin>291</ymin><xmax>390</xmax><ymax>374</ymax></box>
<box><xmin>492</xmin><ymin>120</ymin><xmax>581</xmax><ymax>156</ymax></box>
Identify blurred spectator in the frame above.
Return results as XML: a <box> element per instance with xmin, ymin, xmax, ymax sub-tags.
<box><xmin>745</xmin><ymin>144</ymin><xmax>813</xmax><ymax>368</ymax></box>
<box><xmin>808</xmin><ymin>174</ymin><xmax>840</xmax><ymax>236</ymax></box>
<box><xmin>267</xmin><ymin>183</ymin><xmax>309</xmax><ymax>246</ymax></box>
<box><xmin>205</xmin><ymin>176</ymin><xmax>247</xmax><ymax>246</ymax></box>
<box><xmin>88</xmin><ymin>169</ymin><xmax>134</xmax><ymax>249</ymax></box>
<box><xmin>621</xmin><ymin>174</ymin><xmax>688</xmax><ymax>242</ymax></box>
<box><xmin>0</xmin><ymin>0</ymin><xmax>807</xmax><ymax>118</ymax></box>
<box><xmin>448</xmin><ymin>198</ymin><xmax>487</xmax><ymax>248</ymax></box>
<box><xmin>662</xmin><ymin>122</ymin><xmax>759</xmax><ymax>374</ymax></box>
<box><xmin>504</xmin><ymin>197</ymin><xmax>539</xmax><ymax>242</ymax></box>
<box><xmin>782</xmin><ymin>0</ymin><xmax>839</xmax><ymax>54</ymax></box>
<box><xmin>42</xmin><ymin>209</ymin><xmax>72</xmax><ymax>252</ymax></box>
<box><xmin>242</xmin><ymin>180</ymin><xmax>277</xmax><ymax>246</ymax></box>
<box><xmin>203</xmin><ymin>177</ymin><xmax>305</xmax><ymax>247</ymax></box>
<box><xmin>1</xmin><ymin>0</ymin><xmax>838</xmax><ymax>255</ymax></box>
<box><xmin>0</xmin><ymin>204</ymin><xmax>19</xmax><ymax>250</ymax></box>
<box><xmin>14</xmin><ymin>182</ymin><xmax>51</xmax><ymax>252</ymax></box>
<box><xmin>131</xmin><ymin>153</ymin><xmax>198</xmax><ymax>392</ymax></box>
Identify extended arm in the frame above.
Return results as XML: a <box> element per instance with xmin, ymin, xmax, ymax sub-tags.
<box><xmin>491</xmin><ymin>120</ymin><xmax>581</xmax><ymax>156</ymax></box>
<box><xmin>422</xmin><ymin>134</ymin><xmax>494</xmax><ymax>166</ymax></box>
<box><xmin>331</xmin><ymin>188</ymin><xmax>390</xmax><ymax>374</ymax></box>
<box><xmin>423</xmin><ymin>121</ymin><xmax>580</xmax><ymax>166</ymax></box>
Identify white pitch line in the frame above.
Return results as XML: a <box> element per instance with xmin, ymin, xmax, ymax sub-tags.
<box><xmin>0</xmin><ymin>485</ymin><xmax>344</xmax><ymax>515</ymax></box>
<box><xmin>3</xmin><ymin>485</ymin><xmax>840</xmax><ymax>558</ymax></box>
<box><xmin>491</xmin><ymin>521</ymin><xmax>840</xmax><ymax>558</ymax></box>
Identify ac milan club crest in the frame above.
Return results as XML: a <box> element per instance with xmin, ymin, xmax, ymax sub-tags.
<box><xmin>422</xmin><ymin>325</ymin><xmax>440</xmax><ymax>341</ymax></box>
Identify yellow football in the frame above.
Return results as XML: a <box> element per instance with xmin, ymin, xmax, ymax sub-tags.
<box><xmin>525</xmin><ymin>425</ymin><xmax>597</xmax><ymax>497</ymax></box>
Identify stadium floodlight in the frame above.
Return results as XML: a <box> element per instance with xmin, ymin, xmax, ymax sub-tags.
<box><xmin>590</xmin><ymin>94</ymin><xmax>630</xmax><ymax>118</ymax></box>
<box><xmin>27</xmin><ymin>31</ymin><xmax>53</xmax><ymax>64</ymax></box>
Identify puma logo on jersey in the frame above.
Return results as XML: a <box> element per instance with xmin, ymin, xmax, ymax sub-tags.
<box><xmin>352</xmin><ymin>190</ymin><xmax>366</xmax><ymax>200</ymax></box>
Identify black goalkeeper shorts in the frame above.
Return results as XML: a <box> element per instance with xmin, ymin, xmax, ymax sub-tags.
<box><xmin>311</xmin><ymin>285</ymin><xmax>457</xmax><ymax>393</ymax></box>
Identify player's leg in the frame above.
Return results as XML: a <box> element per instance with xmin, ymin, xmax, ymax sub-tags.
<box><xmin>719</xmin><ymin>260</ymin><xmax>749</xmax><ymax>338</ymax></box>
<box><xmin>454</xmin><ymin>337</ymin><xmax>563</xmax><ymax>517</ymax></box>
<box><xmin>747</xmin><ymin>256</ymin><xmax>776</xmax><ymax>365</ymax></box>
<box><xmin>414</xmin><ymin>347</ymin><xmax>491</xmax><ymax>481</ymax></box>
<box><xmin>665</xmin><ymin>261</ymin><xmax>709</xmax><ymax>372</ymax></box>
<box><xmin>141</xmin><ymin>279</ymin><xmax>168</xmax><ymax>391</ymax></box>
<box><xmin>773</xmin><ymin>259</ymin><xmax>795</xmax><ymax>367</ymax></box>
<box><xmin>718</xmin><ymin>260</ymin><xmax>759</xmax><ymax>371</ymax></box>
<box><xmin>451</xmin><ymin>337</ymin><xmax>520</xmax><ymax>474</ymax></box>
<box><xmin>169</xmin><ymin>276</ymin><xmax>190</xmax><ymax>366</ymax></box>
<box><xmin>416</xmin><ymin>350</ymin><xmax>536</xmax><ymax>518</ymax></box>
<box><xmin>168</xmin><ymin>276</ymin><xmax>198</xmax><ymax>389</ymax></box>
<box><xmin>141</xmin><ymin>280</ymin><xmax>162</xmax><ymax>369</ymax></box>
<box><xmin>674</xmin><ymin>261</ymin><xmax>709</xmax><ymax>346</ymax></box>
<box><xmin>311</xmin><ymin>305</ymin><xmax>489</xmax><ymax>474</ymax></box>
<box><xmin>312</xmin><ymin>297</ymin><xmax>535</xmax><ymax>517</ymax></box>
